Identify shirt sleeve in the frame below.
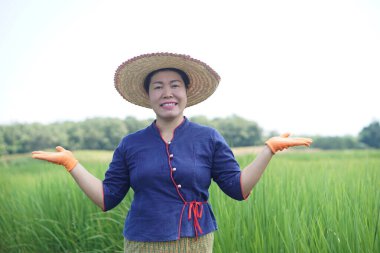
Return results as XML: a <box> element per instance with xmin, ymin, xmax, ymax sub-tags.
<box><xmin>211</xmin><ymin>129</ymin><xmax>245</xmax><ymax>201</ymax></box>
<box><xmin>102</xmin><ymin>139</ymin><xmax>130</xmax><ymax>211</ymax></box>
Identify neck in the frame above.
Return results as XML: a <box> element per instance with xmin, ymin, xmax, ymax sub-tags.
<box><xmin>155</xmin><ymin>116</ymin><xmax>184</xmax><ymax>141</ymax></box>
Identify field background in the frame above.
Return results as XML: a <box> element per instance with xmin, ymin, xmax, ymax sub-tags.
<box><xmin>0</xmin><ymin>149</ymin><xmax>379</xmax><ymax>253</ymax></box>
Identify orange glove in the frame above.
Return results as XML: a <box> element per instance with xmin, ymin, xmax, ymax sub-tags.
<box><xmin>265</xmin><ymin>133</ymin><xmax>313</xmax><ymax>154</ymax></box>
<box><xmin>32</xmin><ymin>146</ymin><xmax>78</xmax><ymax>172</ymax></box>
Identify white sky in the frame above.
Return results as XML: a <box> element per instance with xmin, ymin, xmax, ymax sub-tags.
<box><xmin>1</xmin><ymin>0</ymin><xmax>379</xmax><ymax>136</ymax></box>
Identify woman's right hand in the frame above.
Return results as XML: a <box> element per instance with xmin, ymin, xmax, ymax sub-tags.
<box><xmin>32</xmin><ymin>146</ymin><xmax>78</xmax><ymax>172</ymax></box>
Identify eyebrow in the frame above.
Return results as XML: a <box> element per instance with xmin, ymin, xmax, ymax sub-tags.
<box><xmin>151</xmin><ymin>80</ymin><xmax>183</xmax><ymax>85</ymax></box>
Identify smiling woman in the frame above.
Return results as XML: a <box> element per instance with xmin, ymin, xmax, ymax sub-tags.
<box><xmin>31</xmin><ymin>52</ymin><xmax>312</xmax><ymax>253</ymax></box>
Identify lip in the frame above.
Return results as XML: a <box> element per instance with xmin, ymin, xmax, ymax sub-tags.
<box><xmin>160</xmin><ymin>101</ymin><xmax>178</xmax><ymax>107</ymax></box>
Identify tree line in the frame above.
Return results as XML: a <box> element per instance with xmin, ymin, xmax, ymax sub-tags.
<box><xmin>0</xmin><ymin>115</ymin><xmax>379</xmax><ymax>155</ymax></box>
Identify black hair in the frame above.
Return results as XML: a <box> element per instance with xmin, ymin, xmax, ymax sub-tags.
<box><xmin>143</xmin><ymin>68</ymin><xmax>190</xmax><ymax>94</ymax></box>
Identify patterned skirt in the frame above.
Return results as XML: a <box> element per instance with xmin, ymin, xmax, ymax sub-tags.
<box><xmin>124</xmin><ymin>232</ymin><xmax>214</xmax><ymax>253</ymax></box>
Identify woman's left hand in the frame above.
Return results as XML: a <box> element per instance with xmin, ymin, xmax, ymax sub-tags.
<box><xmin>265</xmin><ymin>133</ymin><xmax>313</xmax><ymax>154</ymax></box>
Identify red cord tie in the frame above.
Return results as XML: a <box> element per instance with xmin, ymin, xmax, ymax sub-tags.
<box><xmin>188</xmin><ymin>201</ymin><xmax>204</xmax><ymax>238</ymax></box>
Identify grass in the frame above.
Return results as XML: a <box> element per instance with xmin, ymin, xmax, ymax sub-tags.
<box><xmin>0</xmin><ymin>150</ymin><xmax>379</xmax><ymax>252</ymax></box>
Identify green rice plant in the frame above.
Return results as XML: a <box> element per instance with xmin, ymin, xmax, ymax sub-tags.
<box><xmin>210</xmin><ymin>150</ymin><xmax>380</xmax><ymax>253</ymax></box>
<box><xmin>0</xmin><ymin>150</ymin><xmax>379</xmax><ymax>252</ymax></box>
<box><xmin>0</xmin><ymin>152</ymin><xmax>128</xmax><ymax>252</ymax></box>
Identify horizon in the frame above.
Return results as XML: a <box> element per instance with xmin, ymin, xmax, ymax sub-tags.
<box><xmin>0</xmin><ymin>113</ymin><xmax>375</xmax><ymax>137</ymax></box>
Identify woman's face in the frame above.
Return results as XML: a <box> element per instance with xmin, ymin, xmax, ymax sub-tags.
<box><xmin>148</xmin><ymin>70</ymin><xmax>187</xmax><ymax>122</ymax></box>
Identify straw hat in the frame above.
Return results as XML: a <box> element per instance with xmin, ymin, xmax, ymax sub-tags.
<box><xmin>114</xmin><ymin>52</ymin><xmax>221</xmax><ymax>108</ymax></box>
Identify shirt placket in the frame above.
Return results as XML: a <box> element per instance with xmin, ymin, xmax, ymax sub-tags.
<box><xmin>164</xmin><ymin>140</ymin><xmax>205</xmax><ymax>240</ymax></box>
<box><xmin>166</xmin><ymin>141</ymin><xmax>186</xmax><ymax>203</ymax></box>
<box><xmin>154</xmin><ymin>119</ymin><xmax>206</xmax><ymax>239</ymax></box>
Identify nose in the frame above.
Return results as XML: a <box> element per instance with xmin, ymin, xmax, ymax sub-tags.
<box><xmin>162</xmin><ymin>85</ymin><xmax>173</xmax><ymax>98</ymax></box>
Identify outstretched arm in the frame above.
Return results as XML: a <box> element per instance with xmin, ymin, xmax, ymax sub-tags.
<box><xmin>32</xmin><ymin>146</ymin><xmax>104</xmax><ymax>209</ymax></box>
<box><xmin>240</xmin><ymin>133</ymin><xmax>312</xmax><ymax>198</ymax></box>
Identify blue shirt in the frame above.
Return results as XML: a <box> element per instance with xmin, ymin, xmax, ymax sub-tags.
<box><xmin>102</xmin><ymin>117</ymin><xmax>246</xmax><ymax>242</ymax></box>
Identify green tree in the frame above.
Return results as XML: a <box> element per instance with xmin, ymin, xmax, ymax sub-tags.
<box><xmin>312</xmin><ymin>135</ymin><xmax>364</xmax><ymax>150</ymax></box>
<box><xmin>1</xmin><ymin>124</ymin><xmax>31</xmax><ymax>154</ymax></box>
<box><xmin>124</xmin><ymin>116</ymin><xmax>152</xmax><ymax>133</ymax></box>
<box><xmin>0</xmin><ymin>123</ymin><xmax>70</xmax><ymax>154</ymax></box>
<box><xmin>359</xmin><ymin>121</ymin><xmax>380</xmax><ymax>148</ymax></box>
<box><xmin>192</xmin><ymin>115</ymin><xmax>262</xmax><ymax>147</ymax></box>
<box><xmin>79</xmin><ymin>118</ymin><xmax>128</xmax><ymax>150</ymax></box>
<box><xmin>65</xmin><ymin>121</ymin><xmax>85</xmax><ymax>149</ymax></box>
<box><xmin>190</xmin><ymin>115</ymin><xmax>213</xmax><ymax>127</ymax></box>
<box><xmin>0</xmin><ymin>128</ymin><xmax>6</xmax><ymax>155</ymax></box>
<box><xmin>24</xmin><ymin>123</ymin><xmax>69</xmax><ymax>152</ymax></box>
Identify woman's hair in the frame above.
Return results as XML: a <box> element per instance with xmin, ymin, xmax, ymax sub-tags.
<box><xmin>143</xmin><ymin>68</ymin><xmax>190</xmax><ymax>94</ymax></box>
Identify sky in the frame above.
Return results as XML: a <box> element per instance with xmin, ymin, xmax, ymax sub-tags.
<box><xmin>1</xmin><ymin>0</ymin><xmax>379</xmax><ymax>136</ymax></box>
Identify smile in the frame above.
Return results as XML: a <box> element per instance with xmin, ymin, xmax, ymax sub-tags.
<box><xmin>160</xmin><ymin>102</ymin><xmax>178</xmax><ymax>107</ymax></box>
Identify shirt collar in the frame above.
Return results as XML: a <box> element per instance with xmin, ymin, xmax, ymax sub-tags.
<box><xmin>149</xmin><ymin>116</ymin><xmax>190</xmax><ymax>140</ymax></box>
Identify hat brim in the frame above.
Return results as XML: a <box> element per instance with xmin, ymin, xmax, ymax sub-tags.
<box><xmin>114</xmin><ymin>53</ymin><xmax>221</xmax><ymax>108</ymax></box>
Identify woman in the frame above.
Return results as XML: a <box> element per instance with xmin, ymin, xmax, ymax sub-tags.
<box><xmin>32</xmin><ymin>53</ymin><xmax>312</xmax><ymax>253</ymax></box>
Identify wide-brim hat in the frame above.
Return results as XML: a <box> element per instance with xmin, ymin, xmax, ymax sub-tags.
<box><xmin>114</xmin><ymin>52</ymin><xmax>221</xmax><ymax>108</ymax></box>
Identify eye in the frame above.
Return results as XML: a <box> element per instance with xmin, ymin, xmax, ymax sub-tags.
<box><xmin>171</xmin><ymin>82</ymin><xmax>181</xmax><ymax>88</ymax></box>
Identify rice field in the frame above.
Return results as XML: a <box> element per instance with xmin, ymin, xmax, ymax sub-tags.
<box><xmin>0</xmin><ymin>150</ymin><xmax>379</xmax><ymax>252</ymax></box>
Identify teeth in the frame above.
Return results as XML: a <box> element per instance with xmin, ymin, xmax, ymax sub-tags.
<box><xmin>162</xmin><ymin>103</ymin><xmax>176</xmax><ymax>106</ymax></box>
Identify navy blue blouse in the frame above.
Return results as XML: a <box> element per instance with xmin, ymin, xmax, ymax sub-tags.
<box><xmin>102</xmin><ymin>117</ymin><xmax>246</xmax><ymax>242</ymax></box>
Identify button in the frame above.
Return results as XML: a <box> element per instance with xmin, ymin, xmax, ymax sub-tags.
<box><xmin>177</xmin><ymin>184</ymin><xmax>182</xmax><ymax>188</ymax></box>
<box><xmin>169</xmin><ymin>154</ymin><xmax>174</xmax><ymax>158</ymax></box>
<box><xmin>172</xmin><ymin>167</ymin><xmax>177</xmax><ymax>172</ymax></box>
<box><xmin>168</xmin><ymin>141</ymin><xmax>171</xmax><ymax>144</ymax></box>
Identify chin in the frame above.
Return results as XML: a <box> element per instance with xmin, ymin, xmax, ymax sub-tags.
<box><xmin>159</xmin><ymin>112</ymin><xmax>183</xmax><ymax>120</ymax></box>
